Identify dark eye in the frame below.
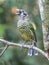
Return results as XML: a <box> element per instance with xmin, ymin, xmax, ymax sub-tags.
<box><xmin>24</xmin><ymin>13</ymin><xmax>27</xmax><ymax>16</ymax></box>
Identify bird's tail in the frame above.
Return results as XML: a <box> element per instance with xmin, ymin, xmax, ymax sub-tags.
<box><xmin>28</xmin><ymin>41</ymin><xmax>38</xmax><ymax>56</ymax></box>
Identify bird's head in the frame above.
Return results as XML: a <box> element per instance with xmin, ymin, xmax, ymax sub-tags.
<box><xmin>15</xmin><ymin>8</ymin><xmax>29</xmax><ymax>20</ymax></box>
<box><xmin>11</xmin><ymin>7</ymin><xmax>29</xmax><ymax>20</ymax></box>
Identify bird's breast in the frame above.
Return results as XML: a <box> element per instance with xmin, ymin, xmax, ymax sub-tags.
<box><xmin>18</xmin><ymin>26</ymin><xmax>35</xmax><ymax>42</ymax></box>
<box><xmin>17</xmin><ymin>20</ymin><xmax>24</xmax><ymax>27</ymax></box>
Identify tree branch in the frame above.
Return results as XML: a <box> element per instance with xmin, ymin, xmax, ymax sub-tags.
<box><xmin>0</xmin><ymin>39</ymin><xmax>49</xmax><ymax>60</ymax></box>
<box><xmin>0</xmin><ymin>44</ymin><xmax>8</xmax><ymax>57</ymax></box>
<box><xmin>38</xmin><ymin>0</ymin><xmax>49</xmax><ymax>61</ymax></box>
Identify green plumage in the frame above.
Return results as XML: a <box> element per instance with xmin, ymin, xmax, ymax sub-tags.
<box><xmin>18</xmin><ymin>21</ymin><xmax>37</xmax><ymax>42</ymax></box>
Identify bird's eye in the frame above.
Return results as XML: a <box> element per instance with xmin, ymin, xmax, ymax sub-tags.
<box><xmin>24</xmin><ymin>13</ymin><xmax>27</xmax><ymax>16</ymax></box>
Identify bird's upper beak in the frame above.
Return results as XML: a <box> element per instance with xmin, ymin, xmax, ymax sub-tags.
<box><xmin>11</xmin><ymin>7</ymin><xmax>20</xmax><ymax>15</ymax></box>
<box><xmin>15</xmin><ymin>8</ymin><xmax>20</xmax><ymax>15</ymax></box>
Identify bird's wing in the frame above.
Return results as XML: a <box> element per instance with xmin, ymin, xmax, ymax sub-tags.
<box><xmin>29</xmin><ymin>22</ymin><xmax>37</xmax><ymax>42</ymax></box>
<box><xmin>29</xmin><ymin>22</ymin><xmax>36</xmax><ymax>31</ymax></box>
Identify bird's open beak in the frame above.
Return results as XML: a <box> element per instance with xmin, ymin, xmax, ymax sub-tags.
<box><xmin>15</xmin><ymin>8</ymin><xmax>20</xmax><ymax>15</ymax></box>
<box><xmin>11</xmin><ymin>7</ymin><xmax>20</xmax><ymax>15</ymax></box>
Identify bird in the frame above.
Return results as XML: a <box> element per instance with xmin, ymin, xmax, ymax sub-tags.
<box><xmin>15</xmin><ymin>8</ymin><xmax>38</xmax><ymax>56</ymax></box>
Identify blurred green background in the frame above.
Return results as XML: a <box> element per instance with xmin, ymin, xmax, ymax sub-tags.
<box><xmin>0</xmin><ymin>0</ymin><xmax>49</xmax><ymax>65</ymax></box>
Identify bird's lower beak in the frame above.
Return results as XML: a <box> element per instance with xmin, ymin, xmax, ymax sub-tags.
<box><xmin>11</xmin><ymin>7</ymin><xmax>20</xmax><ymax>15</ymax></box>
